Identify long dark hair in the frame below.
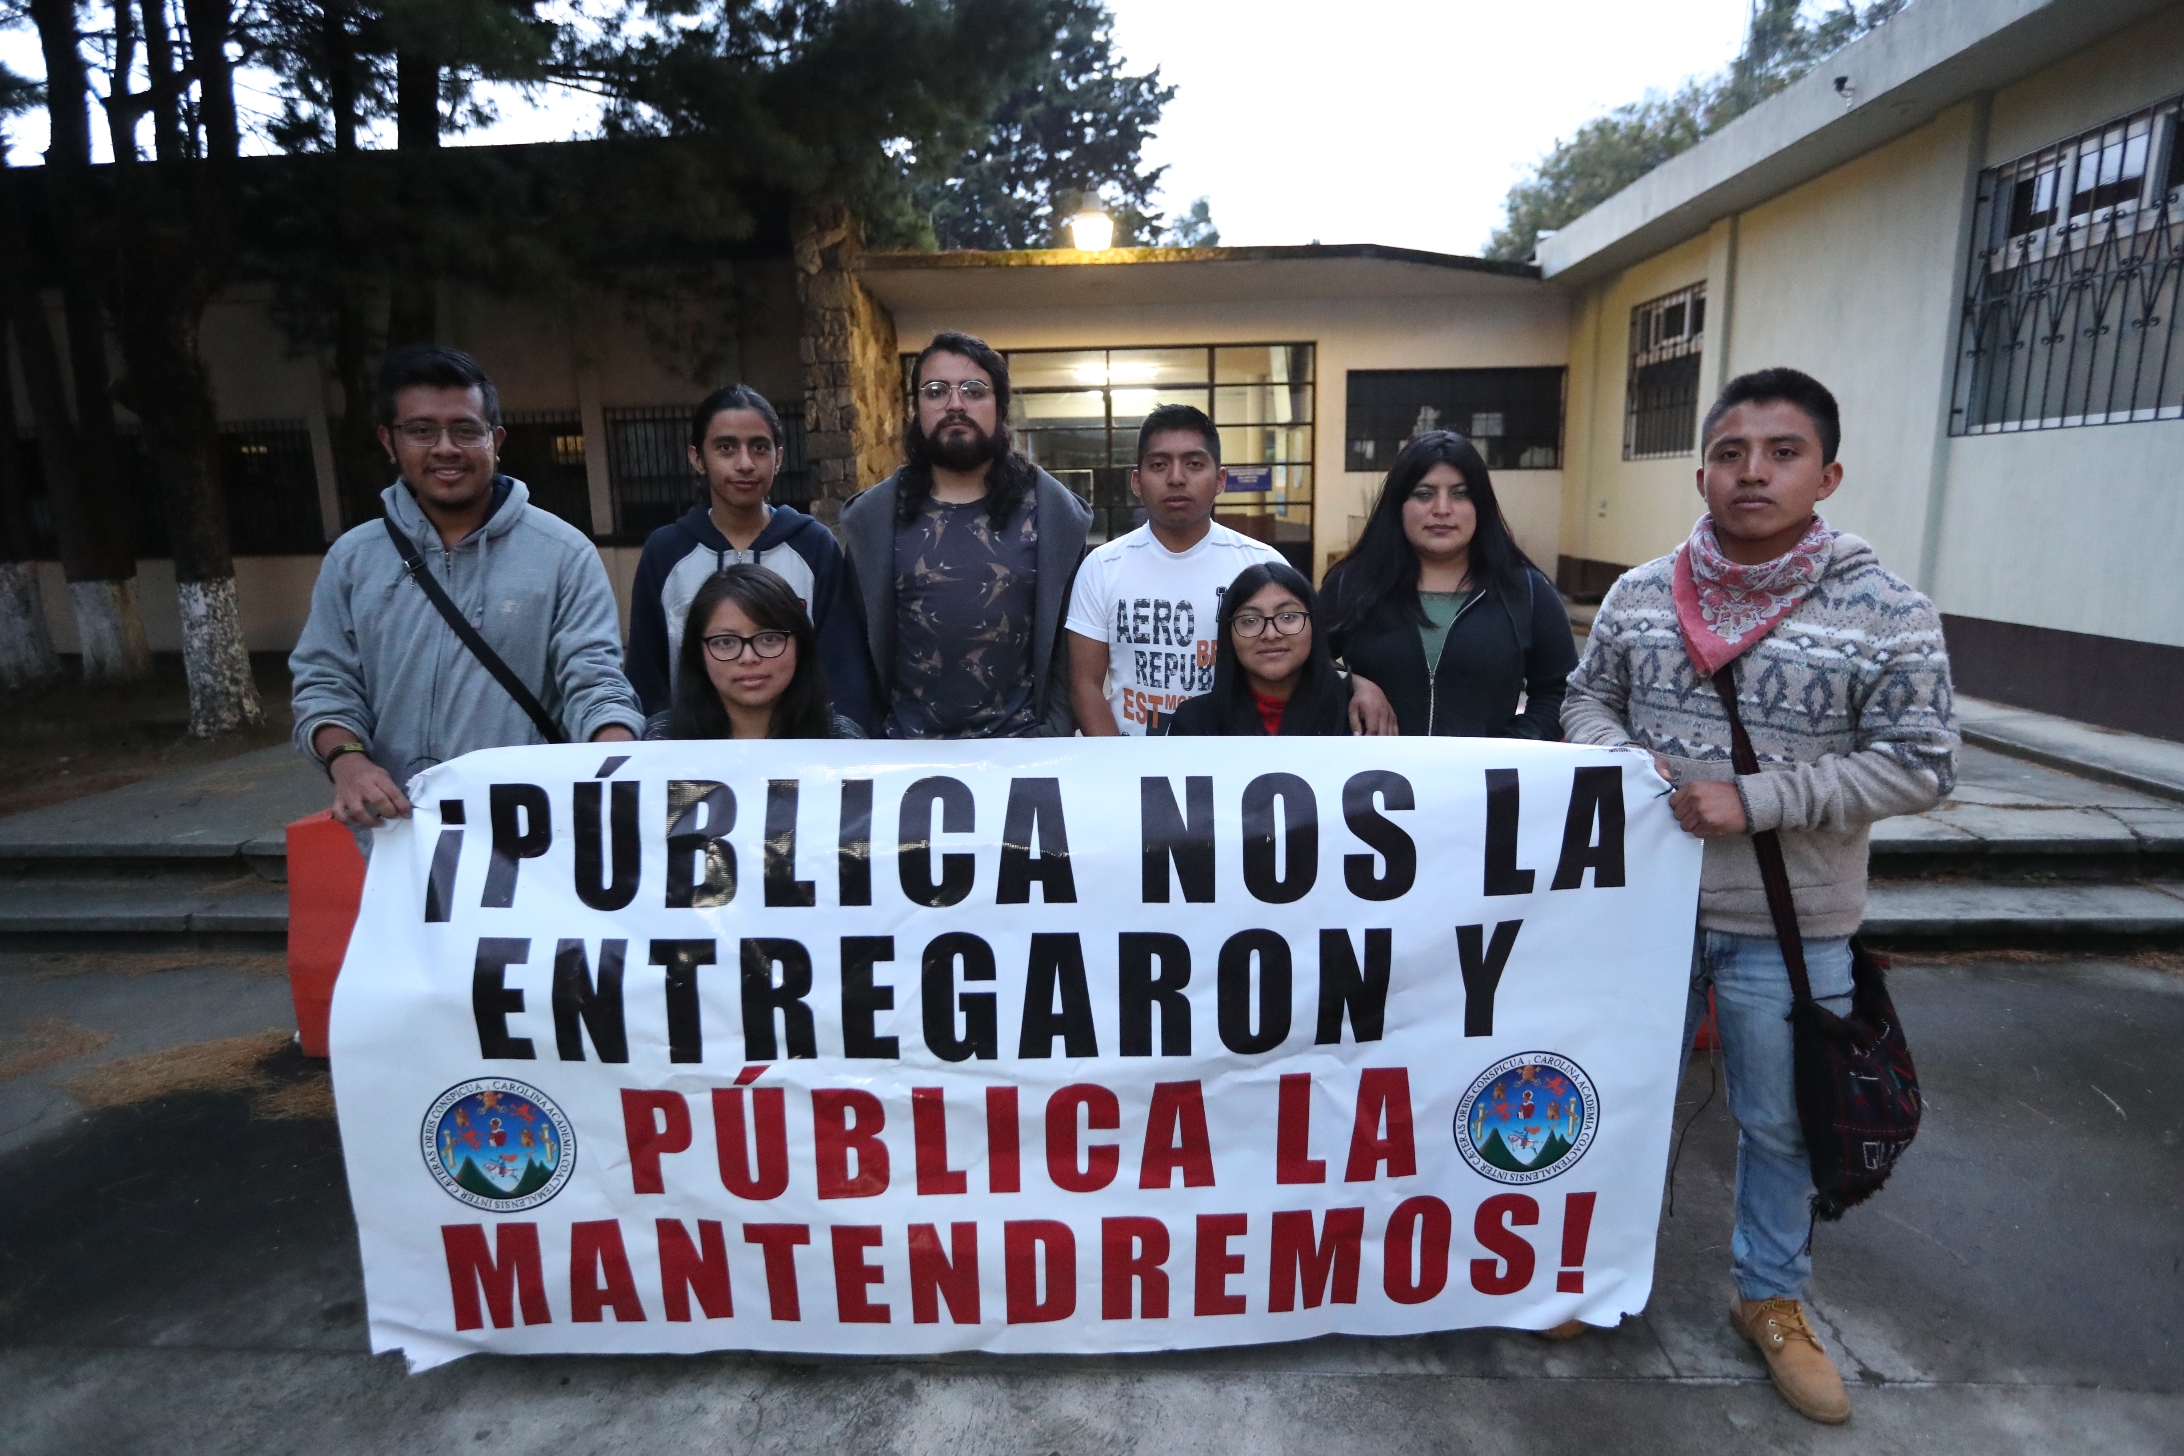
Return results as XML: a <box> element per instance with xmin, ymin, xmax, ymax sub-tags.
<box><xmin>1323</xmin><ymin>430</ymin><xmax>1540</xmax><ymax>634</ymax></box>
<box><xmin>1206</xmin><ymin>562</ymin><xmax>1348</xmax><ymax>735</ymax></box>
<box><xmin>666</xmin><ymin>565</ymin><xmax>834</xmax><ymax>739</ymax></box>
<box><xmin>689</xmin><ymin>384</ymin><xmax>783</xmax><ymax>450</ymax></box>
<box><xmin>899</xmin><ymin>330</ymin><xmax>1036</xmax><ymax>529</ymax></box>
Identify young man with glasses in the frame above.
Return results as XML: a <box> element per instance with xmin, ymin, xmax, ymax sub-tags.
<box><xmin>1066</xmin><ymin>402</ymin><xmax>1395</xmax><ymax>735</ymax></box>
<box><xmin>839</xmin><ymin>331</ymin><xmax>1091</xmax><ymax>738</ymax></box>
<box><xmin>291</xmin><ymin>345</ymin><xmax>642</xmax><ymax>829</ymax></box>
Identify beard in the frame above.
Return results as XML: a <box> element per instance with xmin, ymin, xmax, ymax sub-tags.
<box><xmin>917</xmin><ymin>414</ymin><xmax>1007</xmax><ymax>472</ymax></box>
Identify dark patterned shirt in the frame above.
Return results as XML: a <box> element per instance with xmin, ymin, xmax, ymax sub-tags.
<box><xmin>886</xmin><ymin>491</ymin><xmax>1040</xmax><ymax>739</ymax></box>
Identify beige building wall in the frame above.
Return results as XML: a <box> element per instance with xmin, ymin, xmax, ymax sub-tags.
<box><xmin>21</xmin><ymin>267</ymin><xmax>805</xmax><ymax>652</ymax></box>
<box><xmin>1722</xmin><ymin>105</ymin><xmax>1979</xmax><ymax>573</ymax></box>
<box><xmin>1559</xmin><ymin>232</ymin><xmax>1713</xmax><ymax>572</ymax></box>
<box><xmin>885</xmin><ymin>286</ymin><xmax>1570</xmax><ymax>578</ymax></box>
<box><xmin>1557</xmin><ymin>6</ymin><xmax>2184</xmax><ymax>658</ymax></box>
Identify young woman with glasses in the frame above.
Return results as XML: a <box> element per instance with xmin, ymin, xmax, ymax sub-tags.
<box><xmin>644</xmin><ymin>565</ymin><xmax>865</xmax><ymax>740</ymax></box>
<box><xmin>1159</xmin><ymin>562</ymin><xmax>1354</xmax><ymax>736</ymax></box>
<box><xmin>1319</xmin><ymin>431</ymin><xmax>1577</xmax><ymax>738</ymax></box>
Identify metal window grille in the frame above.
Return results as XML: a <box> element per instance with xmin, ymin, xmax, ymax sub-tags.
<box><xmin>1951</xmin><ymin>92</ymin><xmax>2184</xmax><ymax>434</ymax></box>
<box><xmin>603</xmin><ymin>403</ymin><xmax>809</xmax><ymax>544</ymax></box>
<box><xmin>1623</xmin><ymin>284</ymin><xmax>1706</xmax><ymax>459</ymax></box>
<box><xmin>1345</xmin><ymin>368</ymin><xmax>1565</xmax><ymax>473</ymax></box>
<box><xmin>22</xmin><ymin>421</ymin><xmax>329</xmax><ymax>557</ymax></box>
<box><xmin>605</xmin><ymin>406</ymin><xmax>699</xmax><ymax>543</ymax></box>
<box><xmin>499</xmin><ymin>412</ymin><xmax>595</xmax><ymax>535</ymax></box>
<box><xmin>219</xmin><ymin>420</ymin><xmax>325</xmax><ymax>554</ymax></box>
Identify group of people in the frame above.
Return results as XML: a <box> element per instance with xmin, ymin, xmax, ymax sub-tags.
<box><xmin>290</xmin><ymin>332</ymin><xmax>1957</xmax><ymax>1427</ymax></box>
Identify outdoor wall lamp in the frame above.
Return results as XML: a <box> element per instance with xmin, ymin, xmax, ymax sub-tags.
<box><xmin>1068</xmin><ymin>210</ymin><xmax>1115</xmax><ymax>252</ymax></box>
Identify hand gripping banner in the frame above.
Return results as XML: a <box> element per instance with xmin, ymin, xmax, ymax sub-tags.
<box><xmin>329</xmin><ymin>738</ymin><xmax>1702</xmax><ymax>1369</ymax></box>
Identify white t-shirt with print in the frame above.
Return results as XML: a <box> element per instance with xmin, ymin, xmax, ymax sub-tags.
<box><xmin>1064</xmin><ymin>521</ymin><xmax>1285</xmax><ymax>734</ymax></box>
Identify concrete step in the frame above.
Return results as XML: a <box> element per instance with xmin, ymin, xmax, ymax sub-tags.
<box><xmin>0</xmin><ymin>745</ymin><xmax>322</xmax><ymax>881</ymax></box>
<box><xmin>1864</xmin><ymin>878</ymin><xmax>2184</xmax><ymax>943</ymax></box>
<box><xmin>1956</xmin><ymin>696</ymin><xmax>2184</xmax><ymax>805</ymax></box>
<box><xmin>0</xmin><ymin>866</ymin><xmax>289</xmax><ymax>946</ymax></box>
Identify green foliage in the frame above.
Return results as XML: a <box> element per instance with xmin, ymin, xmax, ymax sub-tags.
<box><xmin>913</xmin><ymin>0</ymin><xmax>1174</xmax><ymax>250</ymax></box>
<box><xmin>1161</xmin><ymin>195</ymin><xmax>1218</xmax><ymax>247</ymax></box>
<box><xmin>255</xmin><ymin>1</ymin><xmax>559</xmax><ymax>153</ymax></box>
<box><xmin>0</xmin><ymin>61</ymin><xmax>37</xmax><ymax>127</ymax></box>
<box><xmin>1484</xmin><ymin>0</ymin><xmax>1908</xmax><ymax>261</ymax></box>
<box><xmin>570</xmin><ymin>0</ymin><xmax>1054</xmax><ymax>232</ymax></box>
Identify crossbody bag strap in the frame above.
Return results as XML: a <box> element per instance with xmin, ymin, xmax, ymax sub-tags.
<box><xmin>383</xmin><ymin>515</ymin><xmax>568</xmax><ymax>745</ymax></box>
<box><xmin>1708</xmin><ymin>663</ymin><xmax>1813</xmax><ymax>1005</ymax></box>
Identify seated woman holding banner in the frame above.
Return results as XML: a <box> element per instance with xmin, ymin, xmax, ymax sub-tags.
<box><xmin>643</xmin><ymin>565</ymin><xmax>865</xmax><ymax>740</ymax></box>
<box><xmin>1159</xmin><ymin>562</ymin><xmax>1354</xmax><ymax>737</ymax></box>
<box><xmin>1320</xmin><ymin>430</ymin><xmax>1575</xmax><ymax>738</ymax></box>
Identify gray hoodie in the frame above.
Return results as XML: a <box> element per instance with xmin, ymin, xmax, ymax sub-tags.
<box><xmin>290</xmin><ymin>477</ymin><xmax>643</xmax><ymax>783</ymax></box>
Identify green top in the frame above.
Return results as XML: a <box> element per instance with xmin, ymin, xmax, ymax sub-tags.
<box><xmin>1419</xmin><ymin>590</ymin><xmax>1472</xmax><ymax>675</ymax></box>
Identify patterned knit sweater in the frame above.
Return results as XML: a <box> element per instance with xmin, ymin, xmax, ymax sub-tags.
<box><xmin>1562</xmin><ymin>532</ymin><xmax>1958</xmax><ymax>938</ymax></box>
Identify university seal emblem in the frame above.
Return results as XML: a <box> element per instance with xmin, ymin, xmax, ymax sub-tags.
<box><xmin>422</xmin><ymin>1079</ymin><xmax>575</xmax><ymax>1211</ymax></box>
<box><xmin>1453</xmin><ymin>1052</ymin><xmax>1599</xmax><ymax>1185</ymax></box>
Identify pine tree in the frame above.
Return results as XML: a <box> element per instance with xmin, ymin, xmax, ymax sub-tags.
<box><xmin>914</xmin><ymin>0</ymin><xmax>1175</xmax><ymax>250</ymax></box>
<box><xmin>19</xmin><ymin>0</ymin><xmax>154</xmax><ymax>684</ymax></box>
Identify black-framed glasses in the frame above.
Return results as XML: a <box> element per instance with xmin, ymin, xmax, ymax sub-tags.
<box><xmin>917</xmin><ymin>379</ymin><xmax>994</xmax><ymax>404</ymax></box>
<box><xmin>1232</xmin><ymin>609</ymin><xmax>1310</xmax><ymax>638</ymax></box>
<box><xmin>702</xmin><ymin>630</ymin><xmax>792</xmax><ymax>662</ymax></box>
<box><xmin>393</xmin><ymin>420</ymin><xmax>495</xmax><ymax>449</ymax></box>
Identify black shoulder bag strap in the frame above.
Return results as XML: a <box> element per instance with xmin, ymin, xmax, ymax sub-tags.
<box><xmin>1709</xmin><ymin>662</ymin><xmax>1811</xmax><ymax>1005</ymax></box>
<box><xmin>384</xmin><ymin>515</ymin><xmax>567</xmax><ymax>745</ymax></box>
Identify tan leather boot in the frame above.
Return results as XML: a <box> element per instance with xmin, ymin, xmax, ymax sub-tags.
<box><xmin>1730</xmin><ymin>1296</ymin><xmax>1850</xmax><ymax>1424</ymax></box>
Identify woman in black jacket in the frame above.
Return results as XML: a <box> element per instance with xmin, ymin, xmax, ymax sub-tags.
<box><xmin>1320</xmin><ymin>431</ymin><xmax>1576</xmax><ymax>738</ymax></box>
<box><xmin>1162</xmin><ymin>562</ymin><xmax>1353</xmax><ymax>736</ymax></box>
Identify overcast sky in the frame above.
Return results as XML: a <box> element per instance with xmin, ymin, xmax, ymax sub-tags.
<box><xmin>0</xmin><ymin>0</ymin><xmax>1754</xmax><ymax>256</ymax></box>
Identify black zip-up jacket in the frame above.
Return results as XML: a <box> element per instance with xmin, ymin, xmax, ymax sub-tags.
<box><xmin>1323</xmin><ymin>567</ymin><xmax>1577</xmax><ymax>738</ymax></box>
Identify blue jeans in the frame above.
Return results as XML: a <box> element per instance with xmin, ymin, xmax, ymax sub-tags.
<box><xmin>1684</xmin><ymin>929</ymin><xmax>1855</xmax><ymax>1301</ymax></box>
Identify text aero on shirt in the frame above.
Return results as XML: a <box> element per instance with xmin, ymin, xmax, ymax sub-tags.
<box><xmin>1064</xmin><ymin>521</ymin><xmax>1283</xmax><ymax>733</ymax></box>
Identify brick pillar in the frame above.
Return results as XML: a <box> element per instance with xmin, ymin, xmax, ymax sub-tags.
<box><xmin>795</xmin><ymin>207</ymin><xmax>900</xmax><ymax>528</ymax></box>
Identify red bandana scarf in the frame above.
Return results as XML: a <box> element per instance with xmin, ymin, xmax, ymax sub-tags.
<box><xmin>1671</xmin><ymin>513</ymin><xmax>1835</xmax><ymax>678</ymax></box>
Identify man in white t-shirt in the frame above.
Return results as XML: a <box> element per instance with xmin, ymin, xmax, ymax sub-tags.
<box><xmin>1066</xmin><ymin>404</ymin><xmax>1394</xmax><ymax>735</ymax></box>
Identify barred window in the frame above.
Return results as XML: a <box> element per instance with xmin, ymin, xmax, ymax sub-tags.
<box><xmin>219</xmin><ymin>421</ymin><xmax>324</xmax><ymax>554</ymax></box>
<box><xmin>1623</xmin><ymin>284</ymin><xmax>1705</xmax><ymax>460</ymax></box>
<box><xmin>1345</xmin><ymin>368</ymin><xmax>1564</xmax><ymax>473</ymax></box>
<box><xmin>1952</xmin><ymin>93</ymin><xmax>2184</xmax><ymax>433</ymax></box>
<box><xmin>602</xmin><ymin>403</ymin><xmax>809</xmax><ymax>545</ymax></box>
<box><xmin>499</xmin><ymin>412</ymin><xmax>594</xmax><ymax>535</ymax></box>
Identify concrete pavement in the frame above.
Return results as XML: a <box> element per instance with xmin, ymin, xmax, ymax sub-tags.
<box><xmin>2</xmin><ymin>948</ymin><xmax>2178</xmax><ymax>1453</ymax></box>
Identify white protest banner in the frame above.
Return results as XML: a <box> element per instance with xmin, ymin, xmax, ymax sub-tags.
<box><xmin>330</xmin><ymin>738</ymin><xmax>1701</xmax><ymax>1370</ymax></box>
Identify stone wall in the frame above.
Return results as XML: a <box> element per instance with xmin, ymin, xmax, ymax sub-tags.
<box><xmin>794</xmin><ymin>210</ymin><xmax>900</xmax><ymax>526</ymax></box>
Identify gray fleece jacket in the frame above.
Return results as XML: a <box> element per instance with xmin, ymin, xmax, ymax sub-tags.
<box><xmin>1561</xmin><ymin>532</ymin><xmax>1957</xmax><ymax>939</ymax></box>
<box><xmin>290</xmin><ymin>477</ymin><xmax>643</xmax><ymax>783</ymax></box>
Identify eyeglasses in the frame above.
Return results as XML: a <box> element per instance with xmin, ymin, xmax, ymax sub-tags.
<box><xmin>1232</xmin><ymin>609</ymin><xmax>1310</xmax><ymax>638</ymax></box>
<box><xmin>702</xmin><ymin>630</ymin><xmax>792</xmax><ymax>662</ymax></box>
<box><xmin>394</xmin><ymin>420</ymin><xmax>495</xmax><ymax>449</ymax></box>
<box><xmin>917</xmin><ymin>379</ymin><xmax>994</xmax><ymax>404</ymax></box>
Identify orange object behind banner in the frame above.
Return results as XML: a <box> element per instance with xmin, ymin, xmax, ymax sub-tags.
<box><xmin>287</xmin><ymin>811</ymin><xmax>366</xmax><ymax>1058</ymax></box>
<box><xmin>1693</xmin><ymin>988</ymin><xmax>1720</xmax><ymax>1053</ymax></box>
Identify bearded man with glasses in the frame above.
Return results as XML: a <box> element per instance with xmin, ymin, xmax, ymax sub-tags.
<box><xmin>291</xmin><ymin>345</ymin><xmax>641</xmax><ymax>831</ymax></box>
<box><xmin>839</xmin><ymin>331</ymin><xmax>1092</xmax><ymax>738</ymax></box>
